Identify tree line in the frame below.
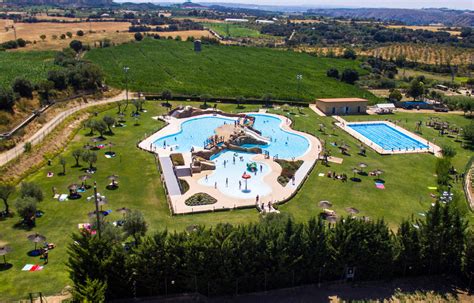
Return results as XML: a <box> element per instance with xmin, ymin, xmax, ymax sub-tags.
<box><xmin>68</xmin><ymin>199</ymin><xmax>472</xmax><ymax>302</ymax></box>
<box><xmin>0</xmin><ymin>45</ymin><xmax>103</xmax><ymax>112</ymax></box>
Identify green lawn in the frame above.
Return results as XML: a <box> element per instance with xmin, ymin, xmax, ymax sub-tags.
<box><xmin>202</xmin><ymin>22</ymin><xmax>268</xmax><ymax>38</ymax></box>
<box><xmin>0</xmin><ymin>51</ymin><xmax>59</xmax><ymax>88</ymax></box>
<box><xmin>84</xmin><ymin>39</ymin><xmax>379</xmax><ymax>103</ymax></box>
<box><xmin>0</xmin><ymin>101</ymin><xmax>472</xmax><ymax>300</ymax></box>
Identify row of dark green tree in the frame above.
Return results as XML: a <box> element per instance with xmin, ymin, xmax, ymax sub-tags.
<box><xmin>68</xmin><ymin>200</ymin><xmax>473</xmax><ymax>301</ymax></box>
<box><xmin>0</xmin><ymin>45</ymin><xmax>102</xmax><ymax>112</ymax></box>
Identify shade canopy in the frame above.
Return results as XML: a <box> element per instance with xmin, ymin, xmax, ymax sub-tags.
<box><xmin>27</xmin><ymin>233</ymin><xmax>46</xmax><ymax>243</ymax></box>
<box><xmin>242</xmin><ymin>173</ymin><xmax>251</xmax><ymax>179</ymax></box>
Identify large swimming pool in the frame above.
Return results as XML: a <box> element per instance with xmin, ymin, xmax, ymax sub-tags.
<box><xmin>153</xmin><ymin>114</ymin><xmax>310</xmax><ymax>159</ymax></box>
<box><xmin>153</xmin><ymin>113</ymin><xmax>310</xmax><ymax>199</ymax></box>
<box><xmin>348</xmin><ymin>123</ymin><xmax>428</xmax><ymax>151</ymax></box>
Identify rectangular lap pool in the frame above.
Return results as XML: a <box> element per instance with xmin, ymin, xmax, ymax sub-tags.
<box><xmin>347</xmin><ymin>122</ymin><xmax>429</xmax><ymax>151</ymax></box>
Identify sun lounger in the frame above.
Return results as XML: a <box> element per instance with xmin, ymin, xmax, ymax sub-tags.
<box><xmin>58</xmin><ymin>194</ymin><xmax>68</xmax><ymax>202</ymax></box>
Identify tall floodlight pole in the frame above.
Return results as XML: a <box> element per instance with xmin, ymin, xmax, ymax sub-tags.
<box><xmin>124</xmin><ymin>66</ymin><xmax>130</xmax><ymax>102</ymax></box>
<box><xmin>296</xmin><ymin>74</ymin><xmax>303</xmax><ymax>98</ymax></box>
<box><xmin>93</xmin><ymin>181</ymin><xmax>101</xmax><ymax>239</ymax></box>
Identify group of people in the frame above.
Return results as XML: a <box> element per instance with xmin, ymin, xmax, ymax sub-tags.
<box><xmin>326</xmin><ymin>171</ymin><xmax>348</xmax><ymax>182</ymax></box>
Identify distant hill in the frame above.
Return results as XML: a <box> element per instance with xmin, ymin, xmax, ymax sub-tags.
<box><xmin>306</xmin><ymin>8</ymin><xmax>474</xmax><ymax>27</ymax></box>
<box><xmin>4</xmin><ymin>0</ymin><xmax>112</xmax><ymax>6</ymax></box>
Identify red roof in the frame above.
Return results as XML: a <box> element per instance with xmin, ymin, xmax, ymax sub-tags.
<box><xmin>317</xmin><ymin>98</ymin><xmax>368</xmax><ymax>103</ymax></box>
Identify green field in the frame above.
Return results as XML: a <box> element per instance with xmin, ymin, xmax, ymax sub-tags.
<box><xmin>202</xmin><ymin>22</ymin><xmax>267</xmax><ymax>38</ymax></box>
<box><xmin>84</xmin><ymin>39</ymin><xmax>379</xmax><ymax>103</ymax></box>
<box><xmin>0</xmin><ymin>51</ymin><xmax>58</xmax><ymax>88</ymax></box>
<box><xmin>0</xmin><ymin>99</ymin><xmax>472</xmax><ymax>300</ymax></box>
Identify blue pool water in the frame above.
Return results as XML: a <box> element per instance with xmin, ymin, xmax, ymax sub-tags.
<box><xmin>153</xmin><ymin>114</ymin><xmax>310</xmax><ymax>159</ymax></box>
<box><xmin>198</xmin><ymin>151</ymin><xmax>272</xmax><ymax>199</ymax></box>
<box><xmin>348</xmin><ymin>123</ymin><xmax>428</xmax><ymax>151</ymax></box>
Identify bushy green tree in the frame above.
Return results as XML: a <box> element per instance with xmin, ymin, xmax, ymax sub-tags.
<box><xmin>72</xmin><ymin>149</ymin><xmax>83</xmax><ymax>167</ymax></box>
<box><xmin>73</xmin><ymin>277</ymin><xmax>107</xmax><ymax>303</ymax></box>
<box><xmin>20</xmin><ymin>182</ymin><xmax>43</xmax><ymax>202</ymax></box>
<box><xmin>342</xmin><ymin>48</ymin><xmax>357</xmax><ymax>59</ymax></box>
<box><xmin>0</xmin><ymin>183</ymin><xmax>15</xmax><ymax>215</ymax></box>
<box><xmin>0</xmin><ymin>87</ymin><xmax>15</xmax><ymax>110</ymax></box>
<box><xmin>326</xmin><ymin>68</ymin><xmax>339</xmax><ymax>79</ymax></box>
<box><xmin>103</xmin><ymin>116</ymin><xmax>115</xmax><ymax>134</ymax></box>
<box><xmin>341</xmin><ymin>69</ymin><xmax>359</xmax><ymax>84</ymax></box>
<box><xmin>389</xmin><ymin>89</ymin><xmax>403</xmax><ymax>102</ymax></box>
<box><xmin>15</xmin><ymin>197</ymin><xmax>37</xmax><ymax>226</ymax></box>
<box><xmin>406</xmin><ymin>80</ymin><xmax>424</xmax><ymax>101</ymax></box>
<box><xmin>123</xmin><ymin>210</ymin><xmax>147</xmax><ymax>244</ymax></box>
<box><xmin>70</xmin><ymin>39</ymin><xmax>83</xmax><ymax>53</ymax></box>
<box><xmin>82</xmin><ymin>151</ymin><xmax>98</xmax><ymax>170</ymax></box>
<box><xmin>93</xmin><ymin>120</ymin><xmax>108</xmax><ymax>138</ymax></box>
<box><xmin>12</xmin><ymin>77</ymin><xmax>33</xmax><ymax>98</ymax></box>
<box><xmin>134</xmin><ymin>32</ymin><xmax>143</xmax><ymax>41</ymax></box>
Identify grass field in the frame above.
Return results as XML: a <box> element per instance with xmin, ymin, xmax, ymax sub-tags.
<box><xmin>0</xmin><ymin>99</ymin><xmax>472</xmax><ymax>300</ymax></box>
<box><xmin>202</xmin><ymin>22</ymin><xmax>266</xmax><ymax>38</ymax></box>
<box><xmin>85</xmin><ymin>39</ymin><xmax>379</xmax><ymax>103</ymax></box>
<box><xmin>0</xmin><ymin>51</ymin><xmax>58</xmax><ymax>88</ymax></box>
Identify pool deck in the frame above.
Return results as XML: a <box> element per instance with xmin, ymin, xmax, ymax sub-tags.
<box><xmin>138</xmin><ymin>112</ymin><xmax>321</xmax><ymax>215</ymax></box>
<box><xmin>334</xmin><ymin>116</ymin><xmax>442</xmax><ymax>157</ymax></box>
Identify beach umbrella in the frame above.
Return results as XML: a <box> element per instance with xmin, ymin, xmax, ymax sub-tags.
<box><xmin>319</xmin><ymin>200</ymin><xmax>332</xmax><ymax>208</ymax></box>
<box><xmin>27</xmin><ymin>233</ymin><xmax>46</xmax><ymax>251</ymax></box>
<box><xmin>358</xmin><ymin>163</ymin><xmax>368</xmax><ymax>169</ymax></box>
<box><xmin>108</xmin><ymin>175</ymin><xmax>119</xmax><ymax>180</ymax></box>
<box><xmin>0</xmin><ymin>246</ymin><xmax>12</xmax><ymax>264</ymax></box>
<box><xmin>351</xmin><ymin>168</ymin><xmax>360</xmax><ymax>178</ymax></box>
<box><xmin>374</xmin><ymin>169</ymin><xmax>384</xmax><ymax>177</ymax></box>
<box><xmin>242</xmin><ymin>172</ymin><xmax>251</xmax><ymax>191</ymax></box>
<box><xmin>345</xmin><ymin>207</ymin><xmax>360</xmax><ymax>215</ymax></box>
<box><xmin>79</xmin><ymin>175</ymin><xmax>91</xmax><ymax>187</ymax></box>
<box><xmin>68</xmin><ymin>184</ymin><xmax>79</xmax><ymax>191</ymax></box>
<box><xmin>83</xmin><ymin>143</ymin><xmax>93</xmax><ymax>150</ymax></box>
<box><xmin>108</xmin><ymin>175</ymin><xmax>119</xmax><ymax>187</ymax></box>
<box><xmin>326</xmin><ymin>216</ymin><xmax>337</xmax><ymax>224</ymax></box>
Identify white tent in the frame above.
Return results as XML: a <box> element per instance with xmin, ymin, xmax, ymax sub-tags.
<box><xmin>374</xmin><ymin>103</ymin><xmax>396</xmax><ymax>114</ymax></box>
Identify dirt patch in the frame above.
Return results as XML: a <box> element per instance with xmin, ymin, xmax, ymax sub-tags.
<box><xmin>1</xmin><ymin>20</ymin><xmax>132</xmax><ymax>49</ymax></box>
<box><xmin>151</xmin><ymin>30</ymin><xmax>213</xmax><ymax>40</ymax></box>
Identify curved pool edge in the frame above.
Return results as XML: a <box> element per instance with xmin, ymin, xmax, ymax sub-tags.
<box><xmin>138</xmin><ymin>111</ymin><xmax>322</xmax><ymax>215</ymax></box>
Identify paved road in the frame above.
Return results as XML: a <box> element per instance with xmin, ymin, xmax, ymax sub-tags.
<box><xmin>0</xmin><ymin>91</ymin><xmax>127</xmax><ymax>167</ymax></box>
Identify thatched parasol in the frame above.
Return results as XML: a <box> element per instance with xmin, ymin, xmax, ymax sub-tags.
<box><xmin>319</xmin><ymin>200</ymin><xmax>332</xmax><ymax>208</ymax></box>
<box><xmin>345</xmin><ymin>207</ymin><xmax>360</xmax><ymax>215</ymax></box>
<box><xmin>0</xmin><ymin>246</ymin><xmax>12</xmax><ymax>264</ymax></box>
<box><xmin>27</xmin><ymin>233</ymin><xmax>46</xmax><ymax>250</ymax></box>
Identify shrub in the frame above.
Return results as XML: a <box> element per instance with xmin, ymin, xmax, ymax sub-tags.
<box><xmin>134</xmin><ymin>32</ymin><xmax>143</xmax><ymax>41</ymax></box>
<box><xmin>275</xmin><ymin>159</ymin><xmax>303</xmax><ymax>186</ymax></box>
<box><xmin>0</xmin><ymin>87</ymin><xmax>15</xmax><ymax>110</ymax></box>
<box><xmin>76</xmin><ymin>30</ymin><xmax>85</xmax><ymax>37</ymax></box>
<box><xmin>341</xmin><ymin>69</ymin><xmax>359</xmax><ymax>84</ymax></box>
<box><xmin>12</xmin><ymin>77</ymin><xmax>34</xmax><ymax>98</ymax></box>
<box><xmin>179</xmin><ymin>179</ymin><xmax>189</xmax><ymax>194</ymax></box>
<box><xmin>15</xmin><ymin>197</ymin><xmax>37</xmax><ymax>225</ymax></box>
<box><xmin>23</xmin><ymin>142</ymin><xmax>32</xmax><ymax>153</ymax></box>
<box><xmin>70</xmin><ymin>40</ymin><xmax>83</xmax><ymax>53</ymax></box>
<box><xmin>20</xmin><ymin>181</ymin><xmax>44</xmax><ymax>202</ymax></box>
<box><xmin>185</xmin><ymin>193</ymin><xmax>217</xmax><ymax>206</ymax></box>
<box><xmin>16</xmin><ymin>38</ymin><xmax>26</xmax><ymax>47</ymax></box>
<box><xmin>326</xmin><ymin>68</ymin><xmax>339</xmax><ymax>79</ymax></box>
<box><xmin>170</xmin><ymin>153</ymin><xmax>185</xmax><ymax>166</ymax></box>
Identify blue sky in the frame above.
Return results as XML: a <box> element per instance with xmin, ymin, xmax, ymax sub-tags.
<box><xmin>142</xmin><ymin>0</ymin><xmax>473</xmax><ymax>10</ymax></box>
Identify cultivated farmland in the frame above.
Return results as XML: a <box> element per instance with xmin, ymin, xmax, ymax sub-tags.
<box><xmin>85</xmin><ymin>39</ymin><xmax>378</xmax><ymax>102</ymax></box>
<box><xmin>0</xmin><ymin>51</ymin><xmax>58</xmax><ymax>88</ymax></box>
<box><xmin>202</xmin><ymin>22</ymin><xmax>266</xmax><ymax>38</ymax></box>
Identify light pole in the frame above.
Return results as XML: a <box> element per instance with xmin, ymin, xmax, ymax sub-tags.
<box><xmin>93</xmin><ymin>181</ymin><xmax>101</xmax><ymax>239</ymax></box>
<box><xmin>123</xmin><ymin>66</ymin><xmax>130</xmax><ymax>102</ymax></box>
<box><xmin>122</xmin><ymin>67</ymin><xmax>130</xmax><ymax>115</ymax></box>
